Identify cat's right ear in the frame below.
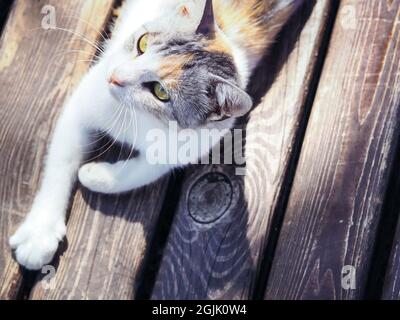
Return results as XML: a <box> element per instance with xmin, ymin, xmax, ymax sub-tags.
<box><xmin>209</xmin><ymin>82</ymin><xmax>253</xmax><ymax>121</ymax></box>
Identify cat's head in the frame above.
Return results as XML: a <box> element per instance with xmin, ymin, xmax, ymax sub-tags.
<box><xmin>107</xmin><ymin>0</ymin><xmax>252</xmax><ymax>129</ymax></box>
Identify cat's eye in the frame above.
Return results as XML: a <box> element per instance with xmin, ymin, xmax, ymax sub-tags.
<box><xmin>137</xmin><ymin>33</ymin><xmax>148</xmax><ymax>54</ymax></box>
<box><xmin>153</xmin><ymin>82</ymin><xmax>170</xmax><ymax>101</ymax></box>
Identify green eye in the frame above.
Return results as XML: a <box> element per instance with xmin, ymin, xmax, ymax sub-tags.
<box><xmin>138</xmin><ymin>33</ymin><xmax>148</xmax><ymax>54</ymax></box>
<box><xmin>153</xmin><ymin>82</ymin><xmax>170</xmax><ymax>101</ymax></box>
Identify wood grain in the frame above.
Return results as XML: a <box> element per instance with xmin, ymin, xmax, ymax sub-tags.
<box><xmin>265</xmin><ymin>0</ymin><xmax>400</xmax><ymax>300</ymax></box>
<box><xmin>0</xmin><ymin>0</ymin><xmax>169</xmax><ymax>300</ymax></box>
<box><xmin>152</xmin><ymin>0</ymin><xmax>334</xmax><ymax>300</ymax></box>
<box><xmin>0</xmin><ymin>0</ymin><xmax>117</xmax><ymax>299</ymax></box>
<box><xmin>18</xmin><ymin>3</ymin><xmax>173</xmax><ymax>300</ymax></box>
<box><xmin>30</xmin><ymin>177</ymin><xmax>170</xmax><ymax>299</ymax></box>
<box><xmin>382</xmin><ymin>212</ymin><xmax>400</xmax><ymax>299</ymax></box>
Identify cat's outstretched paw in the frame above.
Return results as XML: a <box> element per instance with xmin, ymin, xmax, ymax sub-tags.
<box><xmin>78</xmin><ymin>162</ymin><xmax>117</xmax><ymax>194</ymax></box>
<box><xmin>9</xmin><ymin>220</ymin><xmax>66</xmax><ymax>270</ymax></box>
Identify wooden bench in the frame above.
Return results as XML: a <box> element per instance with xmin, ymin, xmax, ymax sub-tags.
<box><xmin>0</xmin><ymin>0</ymin><xmax>399</xmax><ymax>300</ymax></box>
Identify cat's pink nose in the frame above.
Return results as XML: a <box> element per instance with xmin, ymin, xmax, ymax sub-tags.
<box><xmin>108</xmin><ymin>74</ymin><xmax>125</xmax><ymax>87</ymax></box>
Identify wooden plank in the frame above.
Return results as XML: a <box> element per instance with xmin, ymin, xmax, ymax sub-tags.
<box><xmin>152</xmin><ymin>0</ymin><xmax>335</xmax><ymax>300</ymax></box>
<box><xmin>265</xmin><ymin>0</ymin><xmax>400</xmax><ymax>300</ymax></box>
<box><xmin>20</xmin><ymin>4</ymin><xmax>173</xmax><ymax>300</ymax></box>
<box><xmin>0</xmin><ymin>0</ymin><xmax>117</xmax><ymax>300</ymax></box>
<box><xmin>30</xmin><ymin>178</ymin><xmax>170</xmax><ymax>300</ymax></box>
<box><xmin>0</xmin><ymin>0</ymin><xmax>169</xmax><ymax>300</ymax></box>
<box><xmin>382</xmin><ymin>211</ymin><xmax>400</xmax><ymax>299</ymax></box>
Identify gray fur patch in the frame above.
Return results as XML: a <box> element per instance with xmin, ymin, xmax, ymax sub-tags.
<box><xmin>155</xmin><ymin>35</ymin><xmax>238</xmax><ymax>128</ymax></box>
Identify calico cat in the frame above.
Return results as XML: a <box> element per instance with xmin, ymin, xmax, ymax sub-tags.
<box><xmin>10</xmin><ymin>0</ymin><xmax>301</xmax><ymax>270</ymax></box>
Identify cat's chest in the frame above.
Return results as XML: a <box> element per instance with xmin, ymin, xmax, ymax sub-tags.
<box><xmin>101</xmin><ymin>107</ymin><xmax>167</xmax><ymax>150</ymax></box>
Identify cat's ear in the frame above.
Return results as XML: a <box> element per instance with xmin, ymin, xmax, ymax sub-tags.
<box><xmin>209</xmin><ymin>82</ymin><xmax>253</xmax><ymax>121</ymax></box>
<box><xmin>196</xmin><ymin>0</ymin><xmax>215</xmax><ymax>38</ymax></box>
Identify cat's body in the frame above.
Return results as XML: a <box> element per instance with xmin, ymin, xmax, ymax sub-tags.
<box><xmin>10</xmin><ymin>0</ymin><xmax>300</xmax><ymax>270</ymax></box>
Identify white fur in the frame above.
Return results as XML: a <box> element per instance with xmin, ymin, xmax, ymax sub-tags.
<box><xmin>10</xmin><ymin>0</ymin><xmax>252</xmax><ymax>270</ymax></box>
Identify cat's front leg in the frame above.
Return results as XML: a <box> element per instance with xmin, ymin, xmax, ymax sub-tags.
<box><xmin>78</xmin><ymin>157</ymin><xmax>172</xmax><ymax>194</ymax></box>
<box><xmin>9</xmin><ymin>94</ymin><xmax>90</xmax><ymax>270</ymax></box>
<box><xmin>9</xmin><ymin>65</ymin><xmax>111</xmax><ymax>270</ymax></box>
<box><xmin>9</xmin><ymin>58</ymin><xmax>114</xmax><ymax>270</ymax></box>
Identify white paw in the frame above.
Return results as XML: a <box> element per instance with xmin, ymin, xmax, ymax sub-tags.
<box><xmin>9</xmin><ymin>220</ymin><xmax>66</xmax><ymax>270</ymax></box>
<box><xmin>78</xmin><ymin>162</ymin><xmax>117</xmax><ymax>194</ymax></box>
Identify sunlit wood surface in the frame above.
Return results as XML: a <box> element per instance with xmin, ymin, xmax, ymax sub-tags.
<box><xmin>0</xmin><ymin>0</ymin><xmax>399</xmax><ymax>300</ymax></box>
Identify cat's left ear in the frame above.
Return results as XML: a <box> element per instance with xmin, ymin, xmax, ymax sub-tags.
<box><xmin>196</xmin><ymin>0</ymin><xmax>215</xmax><ymax>38</ymax></box>
<box><xmin>209</xmin><ymin>82</ymin><xmax>253</xmax><ymax>121</ymax></box>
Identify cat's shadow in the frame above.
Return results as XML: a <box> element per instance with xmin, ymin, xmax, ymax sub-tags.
<box><xmin>223</xmin><ymin>0</ymin><xmax>317</xmax><ymax>298</ymax></box>
<box><xmin>32</xmin><ymin>0</ymin><xmax>315</xmax><ymax>299</ymax></box>
<box><xmin>170</xmin><ymin>0</ymin><xmax>316</xmax><ymax>299</ymax></box>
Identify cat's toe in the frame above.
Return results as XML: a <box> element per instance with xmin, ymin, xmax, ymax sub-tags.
<box><xmin>10</xmin><ymin>222</ymin><xmax>66</xmax><ymax>270</ymax></box>
<box><xmin>15</xmin><ymin>236</ymin><xmax>58</xmax><ymax>270</ymax></box>
<box><xmin>9</xmin><ymin>226</ymin><xmax>29</xmax><ymax>249</ymax></box>
<box><xmin>78</xmin><ymin>162</ymin><xmax>116</xmax><ymax>193</ymax></box>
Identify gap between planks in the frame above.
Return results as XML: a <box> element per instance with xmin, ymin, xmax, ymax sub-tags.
<box><xmin>366</xmin><ymin>135</ymin><xmax>400</xmax><ymax>299</ymax></box>
<box><xmin>0</xmin><ymin>0</ymin><xmax>175</xmax><ymax>300</ymax></box>
<box><xmin>0</xmin><ymin>0</ymin><xmax>14</xmax><ymax>34</ymax></box>
<box><xmin>253</xmin><ymin>0</ymin><xmax>341</xmax><ymax>300</ymax></box>
<box><xmin>151</xmin><ymin>0</ymin><xmax>337</xmax><ymax>300</ymax></box>
<box><xmin>265</xmin><ymin>0</ymin><xmax>400</xmax><ymax>300</ymax></box>
<box><xmin>27</xmin><ymin>0</ymin><xmax>182</xmax><ymax>300</ymax></box>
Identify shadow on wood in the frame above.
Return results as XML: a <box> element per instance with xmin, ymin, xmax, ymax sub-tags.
<box><xmin>151</xmin><ymin>0</ymin><xmax>327</xmax><ymax>299</ymax></box>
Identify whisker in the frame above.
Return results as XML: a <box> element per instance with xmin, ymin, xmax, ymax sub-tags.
<box><xmin>129</xmin><ymin>94</ymin><xmax>139</xmax><ymax>150</ymax></box>
<box><xmin>53</xmin><ymin>49</ymin><xmax>100</xmax><ymax>58</ymax></box>
<box><xmin>82</xmin><ymin>105</ymin><xmax>122</xmax><ymax>153</ymax></box>
<box><xmin>81</xmin><ymin>102</ymin><xmax>124</xmax><ymax>156</ymax></box>
<box><xmin>115</xmin><ymin>102</ymin><xmax>129</xmax><ymax>163</ymax></box>
<box><xmin>48</xmin><ymin>49</ymin><xmax>100</xmax><ymax>68</ymax></box>
<box><xmin>81</xmin><ymin>104</ymin><xmax>125</xmax><ymax>151</ymax></box>
<box><xmin>72</xmin><ymin>59</ymin><xmax>100</xmax><ymax>65</ymax></box>
<box><xmin>117</xmin><ymin>106</ymin><xmax>137</xmax><ymax>173</ymax></box>
<box><xmin>63</xmin><ymin>13</ymin><xmax>110</xmax><ymax>44</ymax></box>
<box><xmin>85</xmin><ymin>102</ymin><xmax>127</xmax><ymax>162</ymax></box>
<box><xmin>52</xmin><ymin>26</ymin><xmax>106</xmax><ymax>53</ymax></box>
<box><xmin>29</xmin><ymin>26</ymin><xmax>105</xmax><ymax>54</ymax></box>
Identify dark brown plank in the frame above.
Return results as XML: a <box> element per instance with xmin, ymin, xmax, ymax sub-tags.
<box><xmin>0</xmin><ymin>0</ymin><xmax>116</xmax><ymax>300</ymax></box>
<box><xmin>25</xmin><ymin>6</ymin><xmax>173</xmax><ymax>300</ymax></box>
<box><xmin>382</xmin><ymin>212</ymin><xmax>400</xmax><ymax>299</ymax></box>
<box><xmin>152</xmin><ymin>0</ymin><xmax>335</xmax><ymax>300</ymax></box>
<box><xmin>30</xmin><ymin>179</ymin><xmax>170</xmax><ymax>300</ymax></box>
<box><xmin>265</xmin><ymin>0</ymin><xmax>400</xmax><ymax>300</ymax></box>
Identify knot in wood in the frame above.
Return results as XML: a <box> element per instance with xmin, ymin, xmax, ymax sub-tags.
<box><xmin>187</xmin><ymin>172</ymin><xmax>233</xmax><ymax>224</ymax></box>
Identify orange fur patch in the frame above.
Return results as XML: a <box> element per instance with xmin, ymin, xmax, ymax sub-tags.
<box><xmin>206</xmin><ymin>33</ymin><xmax>232</xmax><ymax>55</ymax></box>
<box><xmin>180</xmin><ymin>5</ymin><xmax>190</xmax><ymax>17</ymax></box>
<box><xmin>215</xmin><ymin>0</ymin><xmax>297</xmax><ymax>59</ymax></box>
<box><xmin>158</xmin><ymin>54</ymin><xmax>193</xmax><ymax>88</ymax></box>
